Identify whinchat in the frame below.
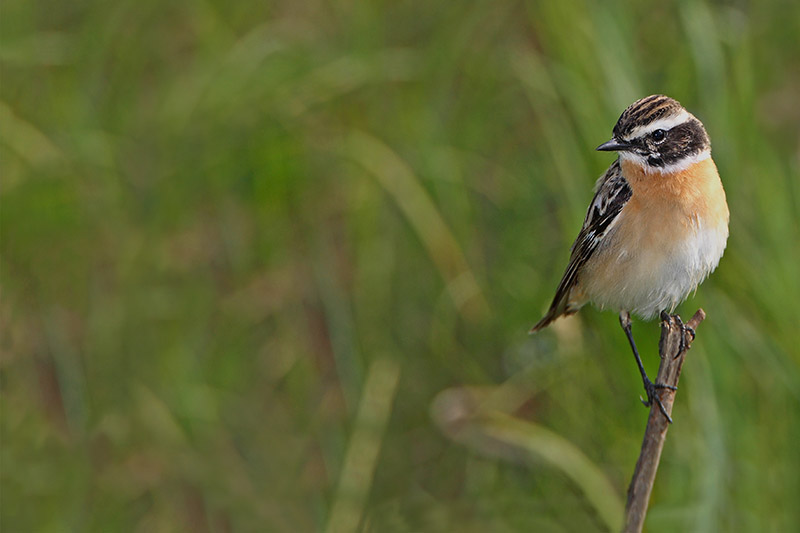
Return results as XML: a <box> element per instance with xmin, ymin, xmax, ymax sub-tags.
<box><xmin>531</xmin><ymin>95</ymin><xmax>729</xmax><ymax>421</ymax></box>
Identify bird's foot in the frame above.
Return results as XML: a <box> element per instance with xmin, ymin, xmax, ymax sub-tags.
<box><xmin>640</xmin><ymin>377</ymin><xmax>677</xmax><ymax>424</ymax></box>
<box><xmin>676</xmin><ymin>316</ymin><xmax>695</xmax><ymax>359</ymax></box>
<box><xmin>660</xmin><ymin>312</ymin><xmax>695</xmax><ymax>359</ymax></box>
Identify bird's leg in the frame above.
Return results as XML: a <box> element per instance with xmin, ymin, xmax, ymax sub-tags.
<box><xmin>619</xmin><ymin>311</ymin><xmax>676</xmax><ymax>423</ymax></box>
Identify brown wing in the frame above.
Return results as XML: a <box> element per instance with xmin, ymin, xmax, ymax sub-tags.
<box><xmin>530</xmin><ymin>160</ymin><xmax>632</xmax><ymax>332</ymax></box>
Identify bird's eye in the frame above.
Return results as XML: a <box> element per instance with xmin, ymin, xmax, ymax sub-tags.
<box><xmin>652</xmin><ymin>129</ymin><xmax>666</xmax><ymax>142</ymax></box>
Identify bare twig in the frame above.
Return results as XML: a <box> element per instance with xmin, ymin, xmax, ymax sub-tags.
<box><xmin>623</xmin><ymin>309</ymin><xmax>706</xmax><ymax>533</ymax></box>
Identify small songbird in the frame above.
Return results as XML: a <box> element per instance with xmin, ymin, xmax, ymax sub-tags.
<box><xmin>530</xmin><ymin>95</ymin><xmax>729</xmax><ymax>421</ymax></box>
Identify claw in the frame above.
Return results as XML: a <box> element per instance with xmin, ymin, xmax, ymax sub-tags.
<box><xmin>642</xmin><ymin>378</ymin><xmax>677</xmax><ymax>423</ymax></box>
<box><xmin>672</xmin><ymin>314</ymin><xmax>695</xmax><ymax>359</ymax></box>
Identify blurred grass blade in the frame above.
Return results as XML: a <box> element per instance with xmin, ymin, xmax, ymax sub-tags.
<box><xmin>590</xmin><ymin>7</ymin><xmax>641</xmax><ymax>108</ymax></box>
<box><xmin>0</xmin><ymin>31</ymin><xmax>74</xmax><ymax>66</ymax></box>
<box><xmin>326</xmin><ymin>357</ymin><xmax>401</xmax><ymax>533</ymax></box>
<box><xmin>345</xmin><ymin>131</ymin><xmax>488</xmax><ymax>321</ymax></box>
<box><xmin>686</xmin><ymin>348</ymin><xmax>724</xmax><ymax>533</ymax></box>
<box><xmin>43</xmin><ymin>309</ymin><xmax>90</xmax><ymax>437</ymax></box>
<box><xmin>482</xmin><ymin>412</ymin><xmax>624</xmax><ymax>531</ymax></box>
<box><xmin>432</xmin><ymin>388</ymin><xmax>624</xmax><ymax>531</ymax></box>
<box><xmin>0</xmin><ymin>100</ymin><xmax>62</xmax><ymax>167</ymax></box>
<box><xmin>510</xmin><ymin>50</ymin><xmax>591</xmax><ymax>219</ymax></box>
<box><xmin>681</xmin><ymin>1</ymin><xmax>725</xmax><ymax>103</ymax></box>
<box><xmin>280</xmin><ymin>49</ymin><xmax>418</xmax><ymax>118</ymax></box>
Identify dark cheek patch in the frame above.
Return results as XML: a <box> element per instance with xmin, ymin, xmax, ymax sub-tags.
<box><xmin>660</xmin><ymin>120</ymin><xmax>708</xmax><ymax>165</ymax></box>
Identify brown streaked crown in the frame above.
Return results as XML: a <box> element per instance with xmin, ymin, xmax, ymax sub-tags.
<box><xmin>612</xmin><ymin>95</ymin><xmax>684</xmax><ymax>140</ymax></box>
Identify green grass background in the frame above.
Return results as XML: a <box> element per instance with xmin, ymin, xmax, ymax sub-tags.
<box><xmin>2</xmin><ymin>0</ymin><xmax>799</xmax><ymax>531</ymax></box>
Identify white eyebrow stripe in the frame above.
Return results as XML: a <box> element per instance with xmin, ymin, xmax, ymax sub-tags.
<box><xmin>623</xmin><ymin>109</ymin><xmax>691</xmax><ymax>140</ymax></box>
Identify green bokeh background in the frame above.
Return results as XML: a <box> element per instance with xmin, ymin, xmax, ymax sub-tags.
<box><xmin>2</xmin><ymin>0</ymin><xmax>799</xmax><ymax>531</ymax></box>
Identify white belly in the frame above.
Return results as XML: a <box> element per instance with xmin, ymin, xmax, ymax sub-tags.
<box><xmin>582</xmin><ymin>216</ymin><xmax>729</xmax><ymax>320</ymax></box>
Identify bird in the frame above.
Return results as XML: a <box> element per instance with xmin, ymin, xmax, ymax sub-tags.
<box><xmin>530</xmin><ymin>95</ymin><xmax>729</xmax><ymax>421</ymax></box>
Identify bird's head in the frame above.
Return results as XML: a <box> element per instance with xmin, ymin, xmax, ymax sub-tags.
<box><xmin>596</xmin><ymin>95</ymin><xmax>711</xmax><ymax>172</ymax></box>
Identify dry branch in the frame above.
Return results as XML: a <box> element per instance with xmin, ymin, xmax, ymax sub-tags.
<box><xmin>623</xmin><ymin>309</ymin><xmax>706</xmax><ymax>533</ymax></box>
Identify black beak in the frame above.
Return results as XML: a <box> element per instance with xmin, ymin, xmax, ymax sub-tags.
<box><xmin>596</xmin><ymin>138</ymin><xmax>633</xmax><ymax>152</ymax></box>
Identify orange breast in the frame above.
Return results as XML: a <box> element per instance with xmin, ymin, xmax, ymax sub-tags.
<box><xmin>620</xmin><ymin>158</ymin><xmax>729</xmax><ymax>230</ymax></box>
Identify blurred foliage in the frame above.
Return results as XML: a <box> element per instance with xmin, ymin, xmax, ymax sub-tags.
<box><xmin>2</xmin><ymin>0</ymin><xmax>799</xmax><ymax>531</ymax></box>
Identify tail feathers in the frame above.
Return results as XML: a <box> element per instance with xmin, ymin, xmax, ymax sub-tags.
<box><xmin>529</xmin><ymin>312</ymin><xmax>557</xmax><ymax>334</ymax></box>
<box><xmin>529</xmin><ymin>302</ymin><xmax>580</xmax><ymax>334</ymax></box>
